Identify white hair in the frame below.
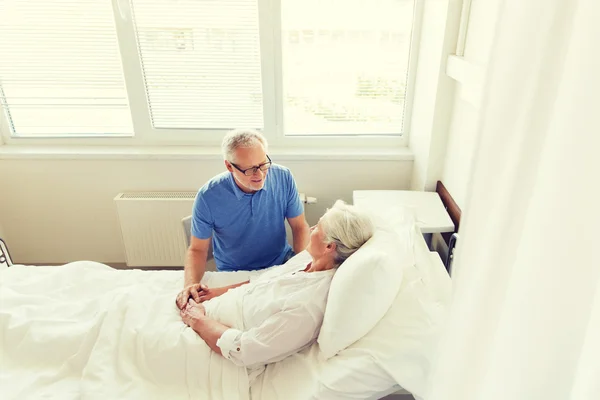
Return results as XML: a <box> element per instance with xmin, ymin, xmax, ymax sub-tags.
<box><xmin>320</xmin><ymin>200</ymin><xmax>374</xmax><ymax>267</ymax></box>
<box><xmin>221</xmin><ymin>129</ymin><xmax>268</xmax><ymax>162</ymax></box>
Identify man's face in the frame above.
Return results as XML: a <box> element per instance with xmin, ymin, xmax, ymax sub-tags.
<box><xmin>226</xmin><ymin>145</ymin><xmax>269</xmax><ymax>193</ymax></box>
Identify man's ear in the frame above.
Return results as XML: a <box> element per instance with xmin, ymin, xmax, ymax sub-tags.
<box><xmin>224</xmin><ymin>160</ymin><xmax>234</xmax><ymax>173</ymax></box>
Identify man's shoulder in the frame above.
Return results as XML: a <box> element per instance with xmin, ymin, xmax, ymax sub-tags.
<box><xmin>197</xmin><ymin>172</ymin><xmax>232</xmax><ymax>201</ymax></box>
<box><xmin>268</xmin><ymin>164</ymin><xmax>294</xmax><ymax>188</ymax></box>
<box><xmin>270</xmin><ymin>163</ymin><xmax>291</xmax><ymax>176</ymax></box>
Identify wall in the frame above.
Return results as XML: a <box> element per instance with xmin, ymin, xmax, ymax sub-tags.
<box><xmin>0</xmin><ymin>156</ymin><xmax>412</xmax><ymax>264</ymax></box>
<box><xmin>408</xmin><ymin>0</ymin><xmax>462</xmax><ymax>191</ymax></box>
<box><xmin>441</xmin><ymin>0</ymin><xmax>502</xmax><ymax>209</ymax></box>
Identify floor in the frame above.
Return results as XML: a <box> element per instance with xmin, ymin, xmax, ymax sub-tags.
<box><xmin>107</xmin><ymin>258</ymin><xmax>216</xmax><ymax>271</ymax></box>
<box><xmin>382</xmin><ymin>394</ymin><xmax>415</xmax><ymax>399</ymax></box>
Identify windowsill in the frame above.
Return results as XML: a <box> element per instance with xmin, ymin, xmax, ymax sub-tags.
<box><xmin>0</xmin><ymin>145</ymin><xmax>414</xmax><ymax>161</ymax></box>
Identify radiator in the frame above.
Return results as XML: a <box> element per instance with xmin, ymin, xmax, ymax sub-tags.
<box><xmin>114</xmin><ymin>191</ymin><xmax>315</xmax><ymax>267</ymax></box>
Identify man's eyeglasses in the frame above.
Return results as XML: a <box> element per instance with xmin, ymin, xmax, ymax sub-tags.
<box><xmin>230</xmin><ymin>155</ymin><xmax>272</xmax><ymax>176</ymax></box>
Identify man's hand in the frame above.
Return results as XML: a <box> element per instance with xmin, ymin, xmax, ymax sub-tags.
<box><xmin>180</xmin><ymin>299</ymin><xmax>206</xmax><ymax>329</ymax></box>
<box><xmin>176</xmin><ymin>283</ymin><xmax>208</xmax><ymax>310</ymax></box>
<box><xmin>198</xmin><ymin>286</ymin><xmax>229</xmax><ymax>303</ymax></box>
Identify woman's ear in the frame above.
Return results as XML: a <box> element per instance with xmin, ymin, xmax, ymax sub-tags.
<box><xmin>326</xmin><ymin>242</ymin><xmax>337</xmax><ymax>254</ymax></box>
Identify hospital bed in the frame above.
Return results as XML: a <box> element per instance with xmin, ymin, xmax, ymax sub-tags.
<box><xmin>0</xmin><ymin>189</ymin><xmax>457</xmax><ymax>400</ymax></box>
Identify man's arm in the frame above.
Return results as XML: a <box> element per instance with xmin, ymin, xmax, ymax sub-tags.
<box><xmin>184</xmin><ymin>235</ymin><xmax>251</xmax><ymax>304</ymax></box>
<box><xmin>184</xmin><ymin>236</ymin><xmax>211</xmax><ymax>287</ymax></box>
<box><xmin>176</xmin><ymin>236</ymin><xmax>211</xmax><ymax>309</ymax></box>
<box><xmin>288</xmin><ymin>213</ymin><xmax>310</xmax><ymax>254</ymax></box>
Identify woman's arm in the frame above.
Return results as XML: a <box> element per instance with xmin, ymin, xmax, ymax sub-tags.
<box><xmin>181</xmin><ymin>303</ymin><xmax>230</xmax><ymax>356</ymax></box>
<box><xmin>197</xmin><ymin>281</ymin><xmax>249</xmax><ymax>302</ymax></box>
<box><xmin>181</xmin><ymin>301</ymin><xmax>320</xmax><ymax>367</ymax></box>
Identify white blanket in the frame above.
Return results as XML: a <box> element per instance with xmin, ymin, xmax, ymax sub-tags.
<box><xmin>251</xmin><ymin>345</ymin><xmax>323</xmax><ymax>400</ymax></box>
<box><xmin>0</xmin><ymin>261</ymin><xmax>258</xmax><ymax>400</ymax></box>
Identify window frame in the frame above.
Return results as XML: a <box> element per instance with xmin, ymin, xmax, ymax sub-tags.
<box><xmin>0</xmin><ymin>0</ymin><xmax>423</xmax><ymax>150</ymax></box>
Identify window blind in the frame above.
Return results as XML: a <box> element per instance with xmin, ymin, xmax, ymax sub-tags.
<box><xmin>0</xmin><ymin>0</ymin><xmax>133</xmax><ymax>136</ymax></box>
<box><xmin>130</xmin><ymin>0</ymin><xmax>264</xmax><ymax>130</ymax></box>
<box><xmin>281</xmin><ymin>0</ymin><xmax>415</xmax><ymax>136</ymax></box>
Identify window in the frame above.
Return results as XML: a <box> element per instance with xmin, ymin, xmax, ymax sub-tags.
<box><xmin>0</xmin><ymin>0</ymin><xmax>419</xmax><ymax>143</ymax></box>
<box><xmin>130</xmin><ymin>0</ymin><xmax>264</xmax><ymax>130</ymax></box>
<box><xmin>0</xmin><ymin>0</ymin><xmax>133</xmax><ymax>137</ymax></box>
<box><xmin>281</xmin><ymin>0</ymin><xmax>415</xmax><ymax>136</ymax></box>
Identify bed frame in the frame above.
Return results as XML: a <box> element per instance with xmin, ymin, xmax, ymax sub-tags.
<box><xmin>435</xmin><ymin>181</ymin><xmax>461</xmax><ymax>273</ymax></box>
<box><xmin>0</xmin><ymin>238</ymin><xmax>13</xmax><ymax>268</ymax></box>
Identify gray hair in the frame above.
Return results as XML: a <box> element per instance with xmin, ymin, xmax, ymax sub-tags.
<box><xmin>320</xmin><ymin>200</ymin><xmax>374</xmax><ymax>267</ymax></box>
<box><xmin>221</xmin><ymin>129</ymin><xmax>268</xmax><ymax>162</ymax></box>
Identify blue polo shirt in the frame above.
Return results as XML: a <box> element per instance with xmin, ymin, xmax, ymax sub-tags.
<box><xmin>191</xmin><ymin>164</ymin><xmax>303</xmax><ymax>272</ymax></box>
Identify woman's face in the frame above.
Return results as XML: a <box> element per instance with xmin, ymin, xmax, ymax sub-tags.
<box><xmin>307</xmin><ymin>220</ymin><xmax>329</xmax><ymax>258</ymax></box>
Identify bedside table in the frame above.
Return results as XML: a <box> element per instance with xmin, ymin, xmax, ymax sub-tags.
<box><xmin>353</xmin><ymin>190</ymin><xmax>455</xmax><ymax>247</ymax></box>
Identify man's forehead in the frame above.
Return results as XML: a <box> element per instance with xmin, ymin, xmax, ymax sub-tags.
<box><xmin>234</xmin><ymin>147</ymin><xmax>267</xmax><ymax>165</ymax></box>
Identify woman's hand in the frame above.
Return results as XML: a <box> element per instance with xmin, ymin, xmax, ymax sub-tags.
<box><xmin>180</xmin><ymin>299</ymin><xmax>206</xmax><ymax>329</ymax></box>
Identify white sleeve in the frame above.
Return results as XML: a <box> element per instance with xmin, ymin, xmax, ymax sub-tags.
<box><xmin>216</xmin><ymin>305</ymin><xmax>320</xmax><ymax>367</ymax></box>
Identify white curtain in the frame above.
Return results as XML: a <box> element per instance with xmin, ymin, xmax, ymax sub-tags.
<box><xmin>426</xmin><ymin>0</ymin><xmax>600</xmax><ymax>399</ymax></box>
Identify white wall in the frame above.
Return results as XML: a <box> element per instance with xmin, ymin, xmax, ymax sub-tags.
<box><xmin>408</xmin><ymin>0</ymin><xmax>462</xmax><ymax>191</ymax></box>
<box><xmin>441</xmin><ymin>94</ymin><xmax>480</xmax><ymax>209</ymax></box>
<box><xmin>0</xmin><ymin>157</ymin><xmax>412</xmax><ymax>264</ymax></box>
<box><xmin>441</xmin><ymin>0</ymin><xmax>502</xmax><ymax>208</ymax></box>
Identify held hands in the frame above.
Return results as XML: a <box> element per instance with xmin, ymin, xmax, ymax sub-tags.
<box><xmin>176</xmin><ymin>284</ymin><xmax>230</xmax><ymax>309</ymax></box>
<box><xmin>176</xmin><ymin>283</ymin><xmax>207</xmax><ymax>309</ymax></box>
<box><xmin>180</xmin><ymin>299</ymin><xmax>206</xmax><ymax>329</ymax></box>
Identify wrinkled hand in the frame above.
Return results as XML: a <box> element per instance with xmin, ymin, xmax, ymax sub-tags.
<box><xmin>198</xmin><ymin>286</ymin><xmax>229</xmax><ymax>303</ymax></box>
<box><xmin>176</xmin><ymin>283</ymin><xmax>208</xmax><ymax>310</ymax></box>
<box><xmin>180</xmin><ymin>299</ymin><xmax>206</xmax><ymax>328</ymax></box>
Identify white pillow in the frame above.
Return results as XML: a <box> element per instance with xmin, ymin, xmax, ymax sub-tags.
<box><xmin>322</xmin><ymin>231</ymin><xmax>451</xmax><ymax>400</ymax></box>
<box><xmin>317</xmin><ymin>207</ymin><xmax>417</xmax><ymax>359</ymax></box>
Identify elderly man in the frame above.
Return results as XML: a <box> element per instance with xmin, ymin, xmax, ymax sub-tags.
<box><xmin>176</xmin><ymin>129</ymin><xmax>310</xmax><ymax>309</ymax></box>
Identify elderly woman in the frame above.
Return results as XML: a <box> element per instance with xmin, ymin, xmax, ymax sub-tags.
<box><xmin>179</xmin><ymin>200</ymin><xmax>373</xmax><ymax>372</ymax></box>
